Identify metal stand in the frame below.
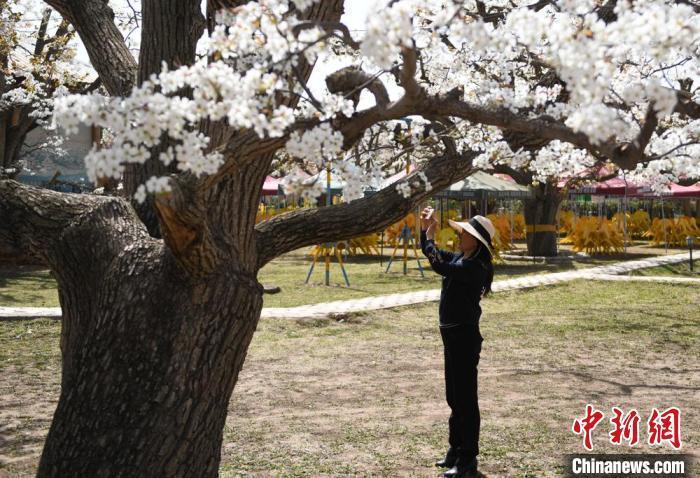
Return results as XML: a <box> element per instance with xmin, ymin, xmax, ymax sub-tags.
<box><xmin>661</xmin><ymin>196</ymin><xmax>668</xmax><ymax>254</ymax></box>
<box><xmin>305</xmin><ymin>242</ymin><xmax>350</xmax><ymax>286</ymax></box>
<box><xmin>305</xmin><ymin>161</ymin><xmax>351</xmax><ymax>286</ymax></box>
<box><xmin>380</xmin><ymin>231</ymin><xmax>384</xmax><ymax>267</ymax></box>
<box><xmin>622</xmin><ymin>172</ymin><xmax>629</xmax><ymax>255</ymax></box>
<box><xmin>687</xmin><ymin>236</ymin><xmax>694</xmax><ymax>271</ymax></box>
<box><xmin>385</xmin><ymin>224</ymin><xmax>424</xmax><ymax>276</ymax></box>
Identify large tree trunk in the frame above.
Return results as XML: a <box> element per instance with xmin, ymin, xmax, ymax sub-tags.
<box><xmin>0</xmin><ymin>111</ymin><xmax>7</xmax><ymax>174</ymax></box>
<box><xmin>523</xmin><ymin>182</ymin><xmax>563</xmax><ymax>257</ymax></box>
<box><xmin>39</xmin><ymin>250</ymin><xmax>262</xmax><ymax>476</ymax></box>
<box><xmin>0</xmin><ymin>181</ymin><xmax>263</xmax><ymax>477</ymax></box>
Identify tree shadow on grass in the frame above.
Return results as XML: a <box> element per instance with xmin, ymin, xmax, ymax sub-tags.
<box><xmin>0</xmin><ymin>266</ymin><xmax>57</xmax><ymax>306</ymax></box>
<box><xmin>499</xmin><ymin>368</ymin><xmax>700</xmax><ymax>396</ymax></box>
<box><xmin>0</xmin><ymin>397</ymin><xmax>52</xmax><ymax>472</ymax></box>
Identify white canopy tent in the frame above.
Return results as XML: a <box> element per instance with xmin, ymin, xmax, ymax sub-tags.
<box><xmin>433</xmin><ymin>171</ymin><xmax>533</xmax><ymax>200</ymax></box>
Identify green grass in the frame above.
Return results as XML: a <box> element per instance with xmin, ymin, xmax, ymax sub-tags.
<box><xmin>1</xmin><ymin>280</ymin><xmax>698</xmax><ymax>477</ymax></box>
<box><xmin>258</xmin><ymin>246</ymin><xmax>604</xmax><ymax>307</ymax></box>
<box><xmin>0</xmin><ymin>245</ymin><xmax>693</xmax><ymax>309</ymax></box>
<box><xmin>0</xmin><ymin>320</ymin><xmax>61</xmax><ymax>372</ymax></box>
<box><xmin>627</xmin><ymin>259</ymin><xmax>700</xmax><ymax>277</ymax></box>
<box><xmin>0</xmin><ymin>266</ymin><xmax>59</xmax><ymax>307</ymax></box>
<box><xmin>222</xmin><ymin>280</ymin><xmax>699</xmax><ymax>477</ymax></box>
<box><xmin>1</xmin><ymin>246</ymin><xmax>596</xmax><ymax>309</ymax></box>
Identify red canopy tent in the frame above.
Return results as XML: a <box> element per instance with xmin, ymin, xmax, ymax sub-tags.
<box><xmin>635</xmin><ymin>182</ymin><xmax>700</xmax><ymax>198</ymax></box>
<box><xmin>556</xmin><ymin>163</ymin><xmax>699</xmax><ymax>197</ymax></box>
<box><xmin>262</xmin><ymin>176</ymin><xmax>281</xmax><ymax>196</ymax></box>
<box><xmin>667</xmin><ymin>182</ymin><xmax>700</xmax><ymax>197</ymax></box>
<box><xmin>579</xmin><ymin>176</ymin><xmax>641</xmax><ymax>196</ymax></box>
<box><xmin>556</xmin><ymin>164</ymin><xmax>643</xmax><ymax>196</ymax></box>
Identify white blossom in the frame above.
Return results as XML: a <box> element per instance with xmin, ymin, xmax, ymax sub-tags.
<box><xmin>360</xmin><ymin>1</ymin><xmax>414</xmax><ymax>70</ymax></box>
<box><xmin>45</xmin><ymin>0</ymin><xmax>700</xmax><ymax>202</ymax></box>
<box><xmin>396</xmin><ymin>181</ymin><xmax>412</xmax><ymax>199</ymax></box>
<box><xmin>286</xmin><ymin>123</ymin><xmax>344</xmax><ymax>163</ymax></box>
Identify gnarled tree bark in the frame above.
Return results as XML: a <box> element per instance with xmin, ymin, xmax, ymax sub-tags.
<box><xmin>1</xmin><ymin>181</ymin><xmax>264</xmax><ymax>477</ymax></box>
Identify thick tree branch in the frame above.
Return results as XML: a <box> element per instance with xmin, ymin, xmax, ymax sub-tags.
<box><xmin>33</xmin><ymin>8</ymin><xmax>53</xmax><ymax>56</ymax></box>
<box><xmin>675</xmin><ymin>0</ymin><xmax>700</xmax><ymax>13</ymax></box>
<box><xmin>138</xmin><ymin>0</ymin><xmax>205</xmax><ymax>83</ymax></box>
<box><xmin>635</xmin><ymin>103</ymin><xmax>659</xmax><ymax>152</ymax></box>
<box><xmin>0</xmin><ymin>180</ymin><xmax>148</xmax><ymax>265</ymax></box>
<box><xmin>124</xmin><ymin>0</ymin><xmax>206</xmax><ymax>235</ymax></box>
<box><xmin>674</xmin><ymin>89</ymin><xmax>700</xmax><ymax>119</ymax></box>
<box><xmin>292</xmin><ymin>21</ymin><xmax>361</xmax><ymax>49</ymax></box>
<box><xmin>147</xmin><ymin>0</ymin><xmax>347</xmax><ymax>275</ymax></box>
<box><xmin>326</xmin><ymin>66</ymin><xmax>390</xmax><ymax>107</ymax></box>
<box><xmin>43</xmin><ymin>0</ymin><xmax>137</xmax><ymax>96</ymax></box>
<box><xmin>469</xmin><ymin>0</ymin><xmax>557</xmax><ymax>24</ymax></box>
<box><xmin>397</xmin><ymin>46</ymin><xmax>421</xmax><ymax>98</ymax></box>
<box><xmin>488</xmin><ymin>164</ymin><xmax>532</xmax><ymax>185</ymax></box>
<box><xmin>426</xmin><ymin>96</ymin><xmax>598</xmax><ymax>152</ymax></box>
<box><xmin>254</xmin><ymin>150</ymin><xmax>477</xmax><ymax>268</ymax></box>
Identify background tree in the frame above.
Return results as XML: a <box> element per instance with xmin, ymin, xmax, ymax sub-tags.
<box><xmin>0</xmin><ymin>0</ymin><xmax>102</xmax><ymax>179</ymax></box>
<box><xmin>1</xmin><ymin>0</ymin><xmax>699</xmax><ymax>476</ymax></box>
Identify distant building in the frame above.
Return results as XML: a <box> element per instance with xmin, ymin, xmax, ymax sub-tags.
<box><xmin>18</xmin><ymin>124</ymin><xmax>98</xmax><ymax>192</ymax></box>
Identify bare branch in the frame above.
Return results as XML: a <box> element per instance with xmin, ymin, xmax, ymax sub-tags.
<box><xmin>292</xmin><ymin>21</ymin><xmax>360</xmax><ymax>49</ymax></box>
<box><xmin>326</xmin><ymin>66</ymin><xmax>390</xmax><ymax>107</ymax></box>
<box><xmin>651</xmin><ymin>141</ymin><xmax>700</xmax><ymax>160</ymax></box>
<box><xmin>293</xmin><ymin>64</ymin><xmax>323</xmax><ymax>111</ymax></box>
<box><xmin>43</xmin><ymin>0</ymin><xmax>137</xmax><ymax>96</ymax></box>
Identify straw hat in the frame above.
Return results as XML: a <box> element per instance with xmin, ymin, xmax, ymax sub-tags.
<box><xmin>448</xmin><ymin>215</ymin><xmax>495</xmax><ymax>254</ymax></box>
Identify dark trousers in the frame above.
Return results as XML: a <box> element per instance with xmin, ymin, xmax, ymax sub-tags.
<box><xmin>440</xmin><ymin>324</ymin><xmax>483</xmax><ymax>460</ymax></box>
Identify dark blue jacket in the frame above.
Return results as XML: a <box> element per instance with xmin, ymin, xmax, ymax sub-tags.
<box><xmin>420</xmin><ymin>229</ymin><xmax>488</xmax><ymax>327</ymax></box>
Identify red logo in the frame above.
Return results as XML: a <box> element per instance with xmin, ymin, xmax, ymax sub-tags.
<box><xmin>609</xmin><ymin>407</ymin><xmax>640</xmax><ymax>446</ymax></box>
<box><xmin>647</xmin><ymin>407</ymin><xmax>682</xmax><ymax>449</ymax></box>
<box><xmin>572</xmin><ymin>404</ymin><xmax>605</xmax><ymax>450</ymax></box>
<box><xmin>572</xmin><ymin>406</ymin><xmax>682</xmax><ymax>450</ymax></box>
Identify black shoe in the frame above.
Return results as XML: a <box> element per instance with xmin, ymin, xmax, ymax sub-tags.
<box><xmin>443</xmin><ymin>456</ymin><xmax>477</xmax><ymax>478</ymax></box>
<box><xmin>435</xmin><ymin>447</ymin><xmax>458</xmax><ymax>468</ymax></box>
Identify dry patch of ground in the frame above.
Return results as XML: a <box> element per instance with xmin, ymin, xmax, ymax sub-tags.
<box><xmin>0</xmin><ymin>280</ymin><xmax>697</xmax><ymax>477</ymax></box>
